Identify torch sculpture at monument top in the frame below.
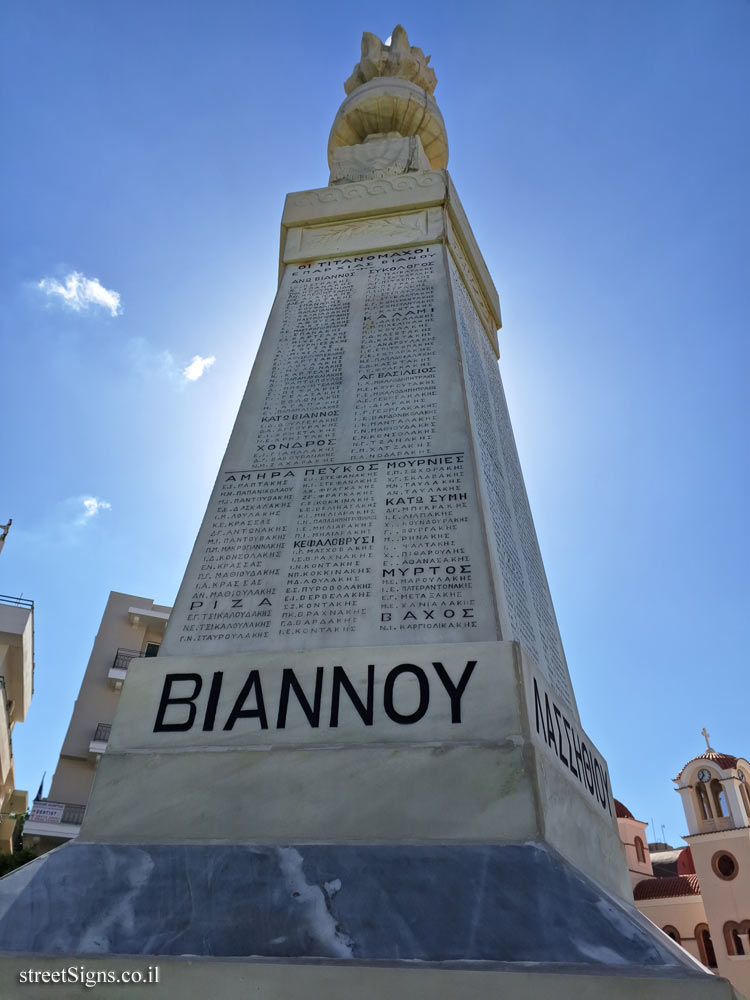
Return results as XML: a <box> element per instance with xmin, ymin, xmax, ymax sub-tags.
<box><xmin>0</xmin><ymin>26</ymin><xmax>737</xmax><ymax>1000</ymax></box>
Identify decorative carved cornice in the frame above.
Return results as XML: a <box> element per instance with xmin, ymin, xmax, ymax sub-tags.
<box><xmin>287</xmin><ymin>172</ymin><xmax>445</xmax><ymax>212</ymax></box>
<box><xmin>280</xmin><ymin>172</ymin><xmax>501</xmax><ymax>357</ymax></box>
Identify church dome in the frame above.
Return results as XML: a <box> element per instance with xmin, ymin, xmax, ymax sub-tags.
<box><xmin>674</xmin><ymin>751</ymin><xmax>741</xmax><ymax>782</ymax></box>
<box><xmin>614</xmin><ymin>799</ymin><xmax>634</xmax><ymax>819</ymax></box>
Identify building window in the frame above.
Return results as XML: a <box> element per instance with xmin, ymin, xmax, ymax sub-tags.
<box><xmin>724</xmin><ymin>922</ymin><xmax>749</xmax><ymax>956</ymax></box>
<box><xmin>711</xmin><ymin>778</ymin><xmax>728</xmax><ymax>818</ymax></box>
<box><xmin>144</xmin><ymin>642</ymin><xmax>160</xmax><ymax>657</ymax></box>
<box><xmin>696</xmin><ymin>781</ymin><xmax>713</xmax><ymax>821</ymax></box>
<box><xmin>712</xmin><ymin>851</ymin><xmax>739</xmax><ymax>881</ymax></box>
<box><xmin>634</xmin><ymin>836</ymin><xmax>646</xmax><ymax>863</ymax></box>
<box><xmin>663</xmin><ymin>925</ymin><xmax>681</xmax><ymax>944</ymax></box>
<box><xmin>740</xmin><ymin>782</ymin><xmax>750</xmax><ymax>821</ymax></box>
<box><xmin>696</xmin><ymin>924</ymin><xmax>718</xmax><ymax>969</ymax></box>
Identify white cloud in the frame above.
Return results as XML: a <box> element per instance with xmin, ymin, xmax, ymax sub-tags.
<box><xmin>38</xmin><ymin>271</ymin><xmax>121</xmax><ymax>317</ymax></box>
<box><xmin>76</xmin><ymin>496</ymin><xmax>112</xmax><ymax>525</ymax></box>
<box><xmin>8</xmin><ymin>496</ymin><xmax>114</xmax><ymax>551</ymax></box>
<box><xmin>127</xmin><ymin>338</ymin><xmax>216</xmax><ymax>387</ymax></box>
<box><xmin>128</xmin><ymin>338</ymin><xmax>178</xmax><ymax>381</ymax></box>
<box><xmin>182</xmin><ymin>354</ymin><xmax>216</xmax><ymax>382</ymax></box>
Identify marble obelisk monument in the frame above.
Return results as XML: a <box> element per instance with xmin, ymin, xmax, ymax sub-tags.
<box><xmin>0</xmin><ymin>26</ymin><xmax>738</xmax><ymax>1000</ymax></box>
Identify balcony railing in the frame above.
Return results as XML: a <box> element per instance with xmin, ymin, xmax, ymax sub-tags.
<box><xmin>93</xmin><ymin>723</ymin><xmax>112</xmax><ymax>743</ymax></box>
<box><xmin>0</xmin><ymin>594</ymin><xmax>33</xmax><ymax>610</ymax></box>
<box><xmin>61</xmin><ymin>803</ymin><xmax>86</xmax><ymax>825</ymax></box>
<box><xmin>699</xmin><ymin>815</ymin><xmax>735</xmax><ymax>834</ymax></box>
<box><xmin>26</xmin><ymin>799</ymin><xmax>85</xmax><ymax>830</ymax></box>
<box><xmin>111</xmin><ymin>648</ymin><xmax>144</xmax><ymax>672</ymax></box>
<box><xmin>0</xmin><ymin>675</ymin><xmax>12</xmax><ymax>739</ymax></box>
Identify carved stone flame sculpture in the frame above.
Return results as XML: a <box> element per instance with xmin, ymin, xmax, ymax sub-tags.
<box><xmin>344</xmin><ymin>25</ymin><xmax>437</xmax><ymax>96</ymax></box>
<box><xmin>329</xmin><ymin>25</ymin><xmax>449</xmax><ymax>172</ymax></box>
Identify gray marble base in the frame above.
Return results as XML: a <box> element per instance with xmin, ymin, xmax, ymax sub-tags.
<box><xmin>0</xmin><ymin>842</ymin><xmax>701</xmax><ymax>977</ymax></box>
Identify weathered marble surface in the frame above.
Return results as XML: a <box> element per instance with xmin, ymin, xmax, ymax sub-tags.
<box><xmin>81</xmin><ymin>640</ymin><xmax>629</xmax><ymax>901</ymax></box>
<box><xmin>330</xmin><ymin>135</ymin><xmax>431</xmax><ymax>185</ymax></box>
<box><xmin>0</xmin><ymin>841</ymin><xmax>705</xmax><ymax>972</ymax></box>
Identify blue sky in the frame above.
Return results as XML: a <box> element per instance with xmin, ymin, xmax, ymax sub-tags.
<box><xmin>1</xmin><ymin>0</ymin><xmax>748</xmax><ymax>848</ymax></box>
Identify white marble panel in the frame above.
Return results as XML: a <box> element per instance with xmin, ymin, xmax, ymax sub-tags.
<box><xmin>449</xmin><ymin>253</ymin><xmax>576</xmax><ymax>716</ymax></box>
<box><xmin>109</xmin><ymin>641</ymin><xmax>521</xmax><ymax>752</ymax></box>
<box><xmin>163</xmin><ymin>246</ymin><xmax>497</xmax><ymax>656</ymax></box>
<box><xmin>282</xmin><ymin>208</ymin><xmax>444</xmax><ymax>263</ymax></box>
<box><xmin>81</xmin><ymin>743</ymin><xmax>537</xmax><ymax>845</ymax></box>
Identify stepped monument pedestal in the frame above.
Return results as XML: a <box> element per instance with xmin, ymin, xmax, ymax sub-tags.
<box><xmin>0</xmin><ymin>25</ymin><xmax>740</xmax><ymax>999</ymax></box>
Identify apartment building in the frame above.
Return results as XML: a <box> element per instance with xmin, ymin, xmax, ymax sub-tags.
<box><xmin>23</xmin><ymin>591</ymin><xmax>170</xmax><ymax>851</ymax></box>
<box><xmin>0</xmin><ymin>594</ymin><xmax>34</xmax><ymax>853</ymax></box>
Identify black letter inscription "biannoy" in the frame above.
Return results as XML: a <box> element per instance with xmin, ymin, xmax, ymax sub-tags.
<box><xmin>153</xmin><ymin>661</ymin><xmax>477</xmax><ymax>734</ymax></box>
<box><xmin>154</xmin><ymin>673</ymin><xmax>203</xmax><ymax>732</ymax></box>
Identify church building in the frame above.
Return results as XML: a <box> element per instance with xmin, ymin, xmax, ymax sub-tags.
<box><xmin>616</xmin><ymin>735</ymin><xmax>750</xmax><ymax>996</ymax></box>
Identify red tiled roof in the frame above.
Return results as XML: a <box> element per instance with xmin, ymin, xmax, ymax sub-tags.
<box><xmin>634</xmin><ymin>874</ymin><xmax>701</xmax><ymax>901</ymax></box>
<box><xmin>614</xmin><ymin>799</ymin><xmax>633</xmax><ymax>819</ymax></box>
<box><xmin>677</xmin><ymin>847</ymin><xmax>695</xmax><ymax>876</ymax></box>
<box><xmin>674</xmin><ymin>751</ymin><xmax>740</xmax><ymax>781</ymax></box>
